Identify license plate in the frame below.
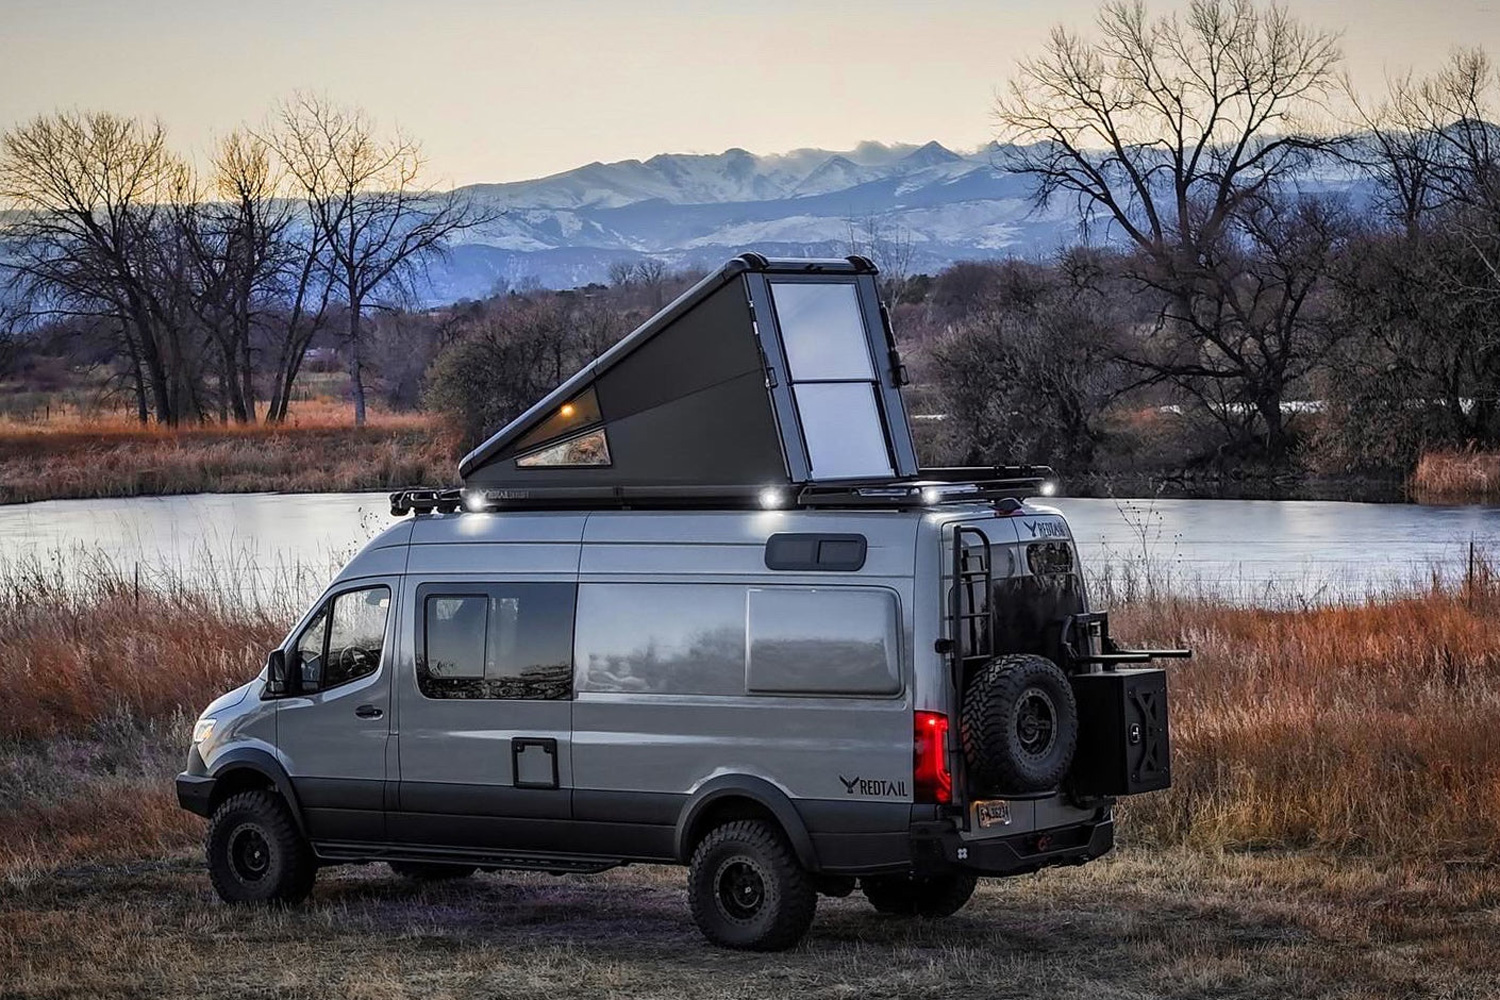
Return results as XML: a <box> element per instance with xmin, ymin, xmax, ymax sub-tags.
<box><xmin>976</xmin><ymin>800</ymin><xmax>1012</xmax><ymax>829</ymax></box>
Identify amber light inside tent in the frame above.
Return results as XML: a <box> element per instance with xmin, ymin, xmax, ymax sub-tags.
<box><xmin>513</xmin><ymin>388</ymin><xmax>604</xmax><ymax>455</ymax></box>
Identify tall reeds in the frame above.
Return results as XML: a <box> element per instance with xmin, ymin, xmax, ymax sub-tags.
<box><xmin>1410</xmin><ymin>449</ymin><xmax>1500</xmax><ymax>504</ymax></box>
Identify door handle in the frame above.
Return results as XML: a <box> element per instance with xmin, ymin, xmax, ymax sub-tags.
<box><xmin>354</xmin><ymin>704</ymin><xmax>384</xmax><ymax>719</ymax></box>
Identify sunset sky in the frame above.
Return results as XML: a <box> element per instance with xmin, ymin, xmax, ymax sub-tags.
<box><xmin>4</xmin><ymin>0</ymin><xmax>1499</xmax><ymax>187</ymax></box>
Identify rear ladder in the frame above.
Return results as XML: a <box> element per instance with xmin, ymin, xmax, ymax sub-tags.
<box><xmin>950</xmin><ymin>525</ymin><xmax>995</xmax><ymax>682</ymax></box>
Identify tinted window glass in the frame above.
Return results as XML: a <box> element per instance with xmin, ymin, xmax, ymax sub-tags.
<box><xmin>747</xmin><ymin>588</ymin><xmax>901</xmax><ymax>695</ymax></box>
<box><xmin>793</xmin><ymin>382</ymin><xmax>893</xmax><ymax>479</ymax></box>
<box><xmin>771</xmin><ymin>282</ymin><xmax>874</xmax><ymax>381</ymax></box>
<box><xmin>426</xmin><ymin>595</ymin><xmax>487</xmax><ymax>678</ymax></box>
<box><xmin>418</xmin><ymin>584</ymin><xmax>575</xmax><ymax>700</ymax></box>
<box><xmin>575</xmin><ymin>584</ymin><xmax>745</xmax><ymax>695</ymax></box>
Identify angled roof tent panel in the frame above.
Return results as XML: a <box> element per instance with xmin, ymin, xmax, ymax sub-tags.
<box><xmin>458</xmin><ymin>254</ymin><xmax>919</xmax><ymax>501</ymax></box>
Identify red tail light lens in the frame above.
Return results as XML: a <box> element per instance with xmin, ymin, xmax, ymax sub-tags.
<box><xmin>914</xmin><ymin>711</ymin><xmax>952</xmax><ymax>804</ymax></box>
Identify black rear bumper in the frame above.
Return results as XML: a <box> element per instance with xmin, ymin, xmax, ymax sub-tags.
<box><xmin>176</xmin><ymin>773</ymin><xmax>215</xmax><ymax>818</ymax></box>
<box><xmin>916</xmin><ymin>816</ymin><xmax>1114</xmax><ymax>876</ymax></box>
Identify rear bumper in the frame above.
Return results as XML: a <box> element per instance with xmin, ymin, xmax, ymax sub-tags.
<box><xmin>176</xmin><ymin>773</ymin><xmax>216</xmax><ymax>817</ymax></box>
<box><xmin>917</xmin><ymin>816</ymin><xmax>1114</xmax><ymax>876</ymax></box>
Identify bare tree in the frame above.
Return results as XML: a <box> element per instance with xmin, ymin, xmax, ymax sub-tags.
<box><xmin>996</xmin><ymin>0</ymin><xmax>1344</xmax><ymax>459</ymax></box>
<box><xmin>270</xmin><ymin>93</ymin><xmax>487</xmax><ymax>425</ymax></box>
<box><xmin>929</xmin><ymin>259</ymin><xmax>1126</xmax><ymax>471</ymax></box>
<box><xmin>0</xmin><ymin>111</ymin><xmax>191</xmax><ymax>423</ymax></box>
<box><xmin>846</xmin><ymin>214</ymin><xmax>916</xmax><ymax>303</ymax></box>
<box><xmin>1326</xmin><ymin>49</ymin><xmax>1500</xmax><ymax>463</ymax></box>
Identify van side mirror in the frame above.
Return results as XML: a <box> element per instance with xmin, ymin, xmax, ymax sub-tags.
<box><xmin>266</xmin><ymin>649</ymin><xmax>289</xmax><ymax>696</ymax></box>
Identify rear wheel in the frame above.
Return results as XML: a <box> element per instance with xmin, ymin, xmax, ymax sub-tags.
<box><xmin>688</xmin><ymin>819</ymin><xmax>817</xmax><ymax>951</ymax></box>
<box><xmin>206</xmin><ymin>790</ymin><xmax>315</xmax><ymax>905</ymax></box>
<box><xmin>861</xmin><ymin>871</ymin><xmax>978</xmax><ymax>917</ymax></box>
<box><xmin>389</xmin><ymin>861</ymin><xmax>478</xmax><ymax>881</ymax></box>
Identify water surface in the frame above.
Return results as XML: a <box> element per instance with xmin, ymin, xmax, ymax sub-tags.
<box><xmin>1</xmin><ymin>492</ymin><xmax>1496</xmax><ymax>604</ymax></box>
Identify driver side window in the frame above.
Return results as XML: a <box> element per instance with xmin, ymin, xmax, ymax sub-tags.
<box><xmin>294</xmin><ymin>586</ymin><xmax>390</xmax><ymax>693</ymax></box>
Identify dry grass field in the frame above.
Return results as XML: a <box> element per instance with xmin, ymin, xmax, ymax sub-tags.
<box><xmin>3</xmin><ymin>850</ymin><xmax>1496</xmax><ymax>1000</ymax></box>
<box><xmin>2</xmin><ymin>560</ymin><xmax>1498</xmax><ymax>997</ymax></box>
<box><xmin>0</xmin><ymin>403</ymin><xmax>459</xmax><ymax>504</ymax></box>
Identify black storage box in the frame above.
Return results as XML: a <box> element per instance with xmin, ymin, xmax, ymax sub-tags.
<box><xmin>1068</xmin><ymin>668</ymin><xmax>1170</xmax><ymax>796</ymax></box>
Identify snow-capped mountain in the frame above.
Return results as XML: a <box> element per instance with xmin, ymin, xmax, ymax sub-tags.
<box><xmin>418</xmin><ymin>140</ymin><xmax>1364</xmax><ymax>300</ymax></box>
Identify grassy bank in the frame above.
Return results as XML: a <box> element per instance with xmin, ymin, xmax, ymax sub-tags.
<box><xmin>0</xmin><ymin>404</ymin><xmax>459</xmax><ymax>504</ymax></box>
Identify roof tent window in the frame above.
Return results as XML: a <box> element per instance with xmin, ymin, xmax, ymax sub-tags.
<box><xmin>771</xmin><ymin>282</ymin><xmax>874</xmax><ymax>381</ymax></box>
<box><xmin>513</xmin><ymin>387</ymin><xmax>603</xmax><ymax>454</ymax></box>
<box><xmin>516</xmin><ymin>428</ymin><xmax>611</xmax><ymax>467</ymax></box>
<box><xmin>770</xmin><ymin>280</ymin><xmax>893</xmax><ymax>480</ymax></box>
<box><xmin>793</xmin><ymin>383</ymin><xmax>892</xmax><ymax>480</ymax></box>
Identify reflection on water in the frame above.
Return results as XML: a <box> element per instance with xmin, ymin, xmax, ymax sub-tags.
<box><xmin>1052</xmin><ymin>497</ymin><xmax>1500</xmax><ymax>599</ymax></box>
<box><xmin>0</xmin><ymin>492</ymin><xmax>1497</xmax><ymax>604</ymax></box>
<box><xmin>0</xmin><ymin>493</ymin><xmax>397</xmax><ymax>606</ymax></box>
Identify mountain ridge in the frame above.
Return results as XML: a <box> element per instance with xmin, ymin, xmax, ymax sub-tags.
<box><xmin>420</xmin><ymin>140</ymin><xmax>1364</xmax><ymax>301</ymax></box>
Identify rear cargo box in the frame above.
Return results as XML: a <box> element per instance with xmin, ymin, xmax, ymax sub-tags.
<box><xmin>1069</xmin><ymin>669</ymin><xmax>1170</xmax><ymax>795</ymax></box>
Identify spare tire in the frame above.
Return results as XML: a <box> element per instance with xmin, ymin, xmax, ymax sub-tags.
<box><xmin>960</xmin><ymin>654</ymin><xmax>1078</xmax><ymax>793</ymax></box>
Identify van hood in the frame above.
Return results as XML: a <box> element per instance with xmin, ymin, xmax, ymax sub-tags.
<box><xmin>200</xmin><ymin>680</ymin><xmax>254</xmax><ymax>719</ymax></box>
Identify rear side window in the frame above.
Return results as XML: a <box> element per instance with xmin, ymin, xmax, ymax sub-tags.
<box><xmin>747</xmin><ymin>588</ymin><xmax>900</xmax><ymax>695</ymax></box>
<box><xmin>417</xmin><ymin>583</ymin><xmax>575</xmax><ymax>700</ymax></box>
<box><xmin>574</xmin><ymin>583</ymin><xmax>903</xmax><ymax>697</ymax></box>
<box><xmin>574</xmin><ymin>584</ymin><xmax>744</xmax><ymax>695</ymax></box>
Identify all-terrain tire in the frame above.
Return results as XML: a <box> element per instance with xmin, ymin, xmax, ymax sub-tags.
<box><xmin>205</xmin><ymin>790</ymin><xmax>316</xmax><ymax>905</ymax></box>
<box><xmin>389</xmin><ymin>861</ymin><xmax>478</xmax><ymax>881</ymax></box>
<box><xmin>861</xmin><ymin>871</ymin><xmax>978</xmax><ymax>917</ymax></box>
<box><xmin>687</xmin><ymin>819</ymin><xmax>817</xmax><ymax>951</ymax></box>
<box><xmin>960</xmin><ymin>653</ymin><xmax>1079</xmax><ymax>793</ymax></box>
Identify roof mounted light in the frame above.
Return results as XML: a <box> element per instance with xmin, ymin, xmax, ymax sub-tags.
<box><xmin>759</xmin><ymin>487</ymin><xmax>787</xmax><ymax>510</ymax></box>
<box><xmin>1039</xmin><ymin>480</ymin><xmax>1058</xmax><ymax>497</ymax></box>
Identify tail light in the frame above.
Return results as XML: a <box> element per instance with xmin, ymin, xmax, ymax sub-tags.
<box><xmin>914</xmin><ymin>711</ymin><xmax>952</xmax><ymax>804</ymax></box>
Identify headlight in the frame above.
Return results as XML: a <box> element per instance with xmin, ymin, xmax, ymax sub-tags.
<box><xmin>192</xmin><ymin>718</ymin><xmax>217</xmax><ymax>744</ymax></box>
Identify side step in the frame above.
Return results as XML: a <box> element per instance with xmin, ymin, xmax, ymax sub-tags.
<box><xmin>314</xmin><ymin>841</ymin><xmax>626</xmax><ymax>875</ymax></box>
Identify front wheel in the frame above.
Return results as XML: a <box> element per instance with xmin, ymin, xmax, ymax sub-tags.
<box><xmin>861</xmin><ymin>871</ymin><xmax>978</xmax><ymax>917</ymax></box>
<box><xmin>687</xmin><ymin>820</ymin><xmax>817</xmax><ymax>951</ymax></box>
<box><xmin>205</xmin><ymin>790</ymin><xmax>315</xmax><ymax>905</ymax></box>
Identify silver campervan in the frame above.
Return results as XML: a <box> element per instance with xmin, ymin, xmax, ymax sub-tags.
<box><xmin>177</xmin><ymin>255</ymin><xmax>1185</xmax><ymax>950</ymax></box>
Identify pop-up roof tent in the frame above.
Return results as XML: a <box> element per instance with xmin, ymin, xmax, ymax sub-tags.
<box><xmin>433</xmin><ymin>254</ymin><xmax>1049</xmax><ymax>513</ymax></box>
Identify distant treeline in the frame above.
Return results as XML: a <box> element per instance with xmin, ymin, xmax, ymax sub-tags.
<box><xmin>2</xmin><ymin>2</ymin><xmax>1498</xmax><ymax>484</ymax></box>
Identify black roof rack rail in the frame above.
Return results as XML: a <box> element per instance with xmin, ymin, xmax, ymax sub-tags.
<box><xmin>391</xmin><ymin>487</ymin><xmax>463</xmax><ymax>516</ymax></box>
<box><xmin>795</xmin><ymin>468</ymin><xmax>1055</xmax><ymax>509</ymax></box>
<box><xmin>390</xmin><ymin>468</ymin><xmax>1056</xmax><ymax>517</ymax></box>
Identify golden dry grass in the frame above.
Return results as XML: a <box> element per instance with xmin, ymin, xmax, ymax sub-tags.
<box><xmin>1410</xmin><ymin>449</ymin><xmax>1500</xmax><ymax>503</ymax></box>
<box><xmin>1117</xmin><ymin>587</ymin><xmax>1500</xmax><ymax>857</ymax></box>
<box><xmin>0</xmin><ymin>404</ymin><xmax>459</xmax><ymax>503</ymax></box>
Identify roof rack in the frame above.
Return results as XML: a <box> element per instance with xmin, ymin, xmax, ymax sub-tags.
<box><xmin>794</xmin><ymin>468</ymin><xmax>1055</xmax><ymax>509</ymax></box>
<box><xmin>390</xmin><ymin>488</ymin><xmax>463</xmax><ymax>516</ymax></box>
<box><xmin>390</xmin><ymin>468</ymin><xmax>1056</xmax><ymax>517</ymax></box>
